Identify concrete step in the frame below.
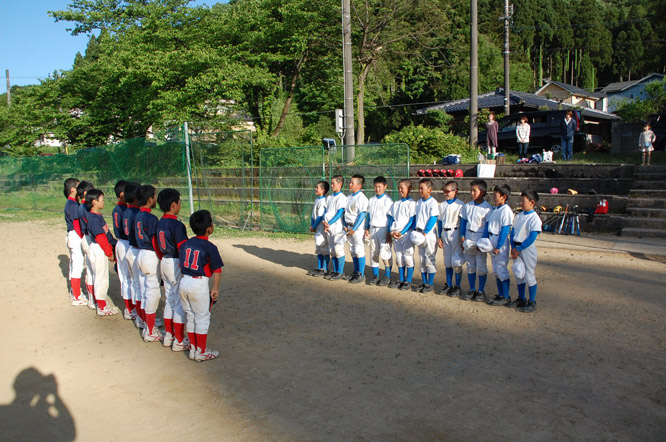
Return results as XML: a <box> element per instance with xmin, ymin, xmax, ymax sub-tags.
<box><xmin>625</xmin><ymin>197</ymin><xmax>666</xmax><ymax>208</ymax></box>
<box><xmin>621</xmin><ymin>227</ymin><xmax>666</xmax><ymax>238</ymax></box>
<box><xmin>633</xmin><ymin>172</ymin><xmax>666</xmax><ymax>181</ymax></box>
<box><xmin>634</xmin><ymin>165</ymin><xmax>666</xmax><ymax>173</ymax></box>
<box><xmin>631</xmin><ymin>180</ymin><xmax>666</xmax><ymax>190</ymax></box>
<box><xmin>630</xmin><ymin>189</ymin><xmax>666</xmax><ymax>199</ymax></box>
<box><xmin>621</xmin><ymin>216</ymin><xmax>666</xmax><ymax>229</ymax></box>
<box><xmin>626</xmin><ymin>207</ymin><xmax>666</xmax><ymax>218</ymax></box>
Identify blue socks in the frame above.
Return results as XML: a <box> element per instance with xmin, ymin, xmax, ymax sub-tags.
<box><xmin>467</xmin><ymin>272</ymin><xmax>477</xmax><ymax>291</ymax></box>
<box><xmin>353</xmin><ymin>257</ymin><xmax>359</xmax><ymax>273</ymax></box>
<box><xmin>528</xmin><ymin>284</ymin><xmax>537</xmax><ymax>302</ymax></box>
<box><xmin>421</xmin><ymin>272</ymin><xmax>427</xmax><ymax>284</ymax></box>
<box><xmin>406</xmin><ymin>267</ymin><xmax>414</xmax><ymax>283</ymax></box>
<box><xmin>317</xmin><ymin>254</ymin><xmax>324</xmax><ymax>269</ymax></box>
<box><xmin>502</xmin><ymin>278</ymin><xmax>510</xmax><ymax>299</ymax></box>
<box><xmin>495</xmin><ymin>278</ymin><xmax>502</xmax><ymax>297</ymax></box>
<box><xmin>399</xmin><ymin>267</ymin><xmax>405</xmax><ymax>282</ymax></box>
<box><xmin>427</xmin><ymin>273</ymin><xmax>435</xmax><ymax>285</ymax></box>
<box><xmin>323</xmin><ymin>255</ymin><xmax>330</xmax><ymax>271</ymax></box>
<box><xmin>372</xmin><ymin>266</ymin><xmax>379</xmax><ymax>277</ymax></box>
<box><xmin>455</xmin><ymin>271</ymin><xmax>462</xmax><ymax>287</ymax></box>
<box><xmin>517</xmin><ymin>283</ymin><xmax>526</xmax><ymax>300</ymax></box>
<box><xmin>446</xmin><ymin>267</ymin><xmax>453</xmax><ymax>286</ymax></box>
<box><xmin>358</xmin><ymin>257</ymin><xmax>365</xmax><ymax>276</ymax></box>
<box><xmin>478</xmin><ymin>274</ymin><xmax>487</xmax><ymax>292</ymax></box>
<box><xmin>337</xmin><ymin>256</ymin><xmax>345</xmax><ymax>274</ymax></box>
<box><xmin>384</xmin><ymin>266</ymin><xmax>391</xmax><ymax>278</ymax></box>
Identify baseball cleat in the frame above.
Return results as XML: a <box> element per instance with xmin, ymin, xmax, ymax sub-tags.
<box><xmin>194</xmin><ymin>348</ymin><xmax>219</xmax><ymax>362</ymax></box>
<box><xmin>388</xmin><ymin>280</ymin><xmax>402</xmax><ymax>289</ymax></box>
<box><xmin>398</xmin><ymin>281</ymin><xmax>412</xmax><ymax>291</ymax></box>
<box><xmin>87</xmin><ymin>297</ymin><xmax>96</xmax><ymax>310</ymax></box>
<box><xmin>344</xmin><ymin>273</ymin><xmax>355</xmax><ymax>281</ymax></box>
<box><xmin>349</xmin><ymin>273</ymin><xmax>365</xmax><ymax>284</ymax></box>
<box><xmin>460</xmin><ymin>290</ymin><xmax>474</xmax><ymax>301</ymax></box>
<box><xmin>328</xmin><ymin>272</ymin><xmax>344</xmax><ymax>281</ymax></box>
<box><xmin>449</xmin><ymin>286</ymin><xmax>462</xmax><ymax>297</ymax></box>
<box><xmin>172</xmin><ymin>339</ymin><xmax>189</xmax><ymax>352</ymax></box>
<box><xmin>520</xmin><ymin>300</ymin><xmax>537</xmax><ymax>313</ymax></box>
<box><xmin>97</xmin><ymin>306</ymin><xmax>119</xmax><ymax>316</ymax></box>
<box><xmin>420</xmin><ymin>284</ymin><xmax>434</xmax><ymax>293</ymax></box>
<box><xmin>377</xmin><ymin>276</ymin><xmax>391</xmax><ymax>286</ymax></box>
<box><xmin>123</xmin><ymin>308</ymin><xmax>132</xmax><ymax>320</ymax></box>
<box><xmin>189</xmin><ymin>346</ymin><xmax>196</xmax><ymax>360</ymax></box>
<box><xmin>505</xmin><ymin>297</ymin><xmax>527</xmax><ymax>308</ymax></box>
<box><xmin>71</xmin><ymin>298</ymin><xmax>88</xmax><ymax>306</ymax></box>
<box><xmin>143</xmin><ymin>328</ymin><xmax>163</xmax><ymax>343</ymax></box>
<box><xmin>306</xmin><ymin>268</ymin><xmax>320</xmax><ymax>276</ymax></box>
<box><xmin>435</xmin><ymin>284</ymin><xmax>451</xmax><ymax>295</ymax></box>
<box><xmin>487</xmin><ymin>295</ymin><xmax>511</xmax><ymax>306</ymax></box>
<box><xmin>471</xmin><ymin>291</ymin><xmax>486</xmax><ymax>302</ymax></box>
<box><xmin>162</xmin><ymin>333</ymin><xmax>174</xmax><ymax>347</ymax></box>
<box><xmin>367</xmin><ymin>275</ymin><xmax>380</xmax><ymax>285</ymax></box>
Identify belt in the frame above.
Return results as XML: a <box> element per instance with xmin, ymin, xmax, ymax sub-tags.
<box><xmin>489</xmin><ymin>233</ymin><xmax>498</xmax><ymax>236</ymax></box>
<box><xmin>443</xmin><ymin>227</ymin><xmax>458</xmax><ymax>231</ymax></box>
<box><xmin>415</xmin><ymin>228</ymin><xmax>423</xmax><ymax>232</ymax></box>
<box><xmin>514</xmin><ymin>241</ymin><xmax>522</xmax><ymax>246</ymax></box>
<box><xmin>162</xmin><ymin>255</ymin><xmax>176</xmax><ymax>259</ymax></box>
<box><xmin>468</xmin><ymin>230</ymin><xmax>479</xmax><ymax>233</ymax></box>
<box><xmin>185</xmin><ymin>275</ymin><xmax>203</xmax><ymax>279</ymax></box>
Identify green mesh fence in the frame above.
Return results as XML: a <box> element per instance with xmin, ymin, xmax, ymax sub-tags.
<box><xmin>259</xmin><ymin>143</ymin><xmax>410</xmax><ymax>232</ymax></box>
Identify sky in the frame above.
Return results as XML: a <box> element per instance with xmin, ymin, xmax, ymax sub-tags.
<box><xmin>0</xmin><ymin>0</ymin><xmax>213</xmax><ymax>88</ymax></box>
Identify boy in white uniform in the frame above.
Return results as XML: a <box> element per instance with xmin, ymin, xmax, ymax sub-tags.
<box><xmin>323</xmin><ymin>175</ymin><xmax>347</xmax><ymax>280</ymax></box>
<box><xmin>344</xmin><ymin>175</ymin><xmax>369</xmax><ymax>284</ymax></box>
<box><xmin>509</xmin><ymin>190</ymin><xmax>542</xmax><ymax>313</ymax></box>
<box><xmin>460</xmin><ymin>179</ymin><xmax>492</xmax><ymax>302</ymax></box>
<box><xmin>307</xmin><ymin>180</ymin><xmax>330</xmax><ymax>277</ymax></box>
<box><xmin>365</xmin><ymin>176</ymin><xmax>393</xmax><ymax>286</ymax></box>
<box><xmin>436</xmin><ymin>180</ymin><xmax>465</xmax><ymax>296</ymax></box>
<box><xmin>388</xmin><ymin>179</ymin><xmax>416</xmax><ymax>291</ymax></box>
<box><xmin>413</xmin><ymin>179</ymin><xmax>440</xmax><ymax>293</ymax></box>
<box><xmin>484</xmin><ymin>184</ymin><xmax>515</xmax><ymax>306</ymax></box>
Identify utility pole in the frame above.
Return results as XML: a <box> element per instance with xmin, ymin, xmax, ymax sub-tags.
<box><xmin>5</xmin><ymin>70</ymin><xmax>10</xmax><ymax>107</ymax></box>
<box><xmin>502</xmin><ymin>0</ymin><xmax>512</xmax><ymax>116</ymax></box>
<box><xmin>341</xmin><ymin>0</ymin><xmax>355</xmax><ymax>162</ymax></box>
<box><xmin>469</xmin><ymin>0</ymin><xmax>478</xmax><ymax>149</ymax></box>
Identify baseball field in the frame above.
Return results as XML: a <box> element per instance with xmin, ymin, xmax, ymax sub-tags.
<box><xmin>1</xmin><ymin>218</ymin><xmax>665</xmax><ymax>441</ymax></box>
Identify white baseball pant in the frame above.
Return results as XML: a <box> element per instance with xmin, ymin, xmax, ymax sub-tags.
<box><xmin>347</xmin><ymin>228</ymin><xmax>365</xmax><ymax>258</ymax></box>
<box><xmin>441</xmin><ymin>229</ymin><xmax>464</xmax><ymax>268</ymax></box>
<box><xmin>368</xmin><ymin>227</ymin><xmax>392</xmax><ymax>268</ymax></box>
<box><xmin>89</xmin><ymin>243</ymin><xmax>110</xmax><ymax>303</ymax></box>
<box><xmin>393</xmin><ymin>234</ymin><xmax>414</xmax><ymax>268</ymax></box>
<box><xmin>326</xmin><ymin>223</ymin><xmax>347</xmax><ymax>257</ymax></box>
<box><xmin>115</xmin><ymin>239</ymin><xmax>131</xmax><ymax>300</ymax></box>
<box><xmin>66</xmin><ymin>230</ymin><xmax>84</xmax><ymax>280</ymax></box>
<box><xmin>489</xmin><ymin>233</ymin><xmax>511</xmax><ymax>281</ymax></box>
<box><xmin>138</xmin><ymin>249</ymin><xmax>161</xmax><ymax>315</ymax></box>
<box><xmin>517</xmin><ymin>246</ymin><xmax>538</xmax><ymax>287</ymax></box>
<box><xmin>125</xmin><ymin>247</ymin><xmax>141</xmax><ymax>305</ymax></box>
<box><xmin>418</xmin><ymin>231</ymin><xmax>438</xmax><ymax>274</ymax></box>
<box><xmin>180</xmin><ymin>275</ymin><xmax>212</xmax><ymax>335</ymax></box>
<box><xmin>161</xmin><ymin>257</ymin><xmax>185</xmax><ymax>324</ymax></box>
<box><xmin>80</xmin><ymin>234</ymin><xmax>95</xmax><ymax>288</ymax></box>
<box><xmin>464</xmin><ymin>231</ymin><xmax>488</xmax><ymax>275</ymax></box>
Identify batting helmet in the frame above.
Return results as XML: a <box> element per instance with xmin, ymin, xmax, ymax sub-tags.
<box><xmin>454</xmin><ymin>169</ymin><xmax>463</xmax><ymax>178</ymax></box>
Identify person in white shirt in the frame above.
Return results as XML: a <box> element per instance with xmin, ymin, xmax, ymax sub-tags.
<box><xmin>437</xmin><ymin>181</ymin><xmax>465</xmax><ymax>296</ymax></box>
<box><xmin>460</xmin><ymin>179</ymin><xmax>492</xmax><ymax>302</ymax></box>
<box><xmin>387</xmin><ymin>179</ymin><xmax>416</xmax><ymax>291</ymax></box>
<box><xmin>365</xmin><ymin>176</ymin><xmax>393</xmax><ymax>286</ymax></box>
<box><xmin>516</xmin><ymin>115</ymin><xmax>530</xmax><ymax>158</ymax></box>
<box><xmin>344</xmin><ymin>175</ymin><xmax>369</xmax><ymax>284</ymax></box>
<box><xmin>484</xmin><ymin>184</ymin><xmax>515</xmax><ymax>306</ymax></box>
<box><xmin>323</xmin><ymin>175</ymin><xmax>347</xmax><ymax>280</ymax></box>
<box><xmin>413</xmin><ymin>179</ymin><xmax>440</xmax><ymax>293</ymax></box>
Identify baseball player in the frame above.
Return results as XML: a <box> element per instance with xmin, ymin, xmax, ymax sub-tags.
<box><xmin>85</xmin><ymin>189</ymin><xmax>119</xmax><ymax>316</ymax></box>
<box><xmin>63</xmin><ymin>177</ymin><xmax>87</xmax><ymax>305</ymax></box>
<box><xmin>387</xmin><ymin>179</ymin><xmax>416</xmax><ymax>291</ymax></box>
<box><xmin>436</xmin><ymin>180</ymin><xmax>465</xmax><ymax>297</ymax></box>
<box><xmin>179</xmin><ymin>210</ymin><xmax>224</xmax><ymax>362</ymax></box>
<box><xmin>156</xmin><ymin>188</ymin><xmax>189</xmax><ymax>351</ymax></box>
<box><xmin>121</xmin><ymin>182</ymin><xmax>143</xmax><ymax>326</ymax></box>
<box><xmin>484</xmin><ymin>184</ymin><xmax>515</xmax><ymax>306</ymax></box>
<box><xmin>509</xmin><ymin>190</ymin><xmax>542</xmax><ymax>313</ymax></box>
<box><xmin>413</xmin><ymin>178</ymin><xmax>439</xmax><ymax>293</ymax></box>
<box><xmin>344</xmin><ymin>174</ymin><xmax>369</xmax><ymax>284</ymax></box>
<box><xmin>460</xmin><ymin>179</ymin><xmax>492</xmax><ymax>302</ymax></box>
<box><xmin>111</xmin><ymin>180</ymin><xmax>132</xmax><ymax>318</ymax></box>
<box><xmin>134</xmin><ymin>184</ymin><xmax>163</xmax><ymax>342</ymax></box>
<box><xmin>307</xmin><ymin>180</ymin><xmax>330</xmax><ymax>277</ymax></box>
<box><xmin>323</xmin><ymin>175</ymin><xmax>347</xmax><ymax>280</ymax></box>
<box><xmin>76</xmin><ymin>180</ymin><xmax>95</xmax><ymax>309</ymax></box>
<box><xmin>365</xmin><ymin>176</ymin><xmax>393</xmax><ymax>286</ymax></box>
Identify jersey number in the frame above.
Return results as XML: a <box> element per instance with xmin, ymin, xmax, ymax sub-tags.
<box><xmin>114</xmin><ymin>213</ymin><xmax>119</xmax><ymax>228</ymax></box>
<box><xmin>183</xmin><ymin>248</ymin><xmax>200</xmax><ymax>270</ymax></box>
<box><xmin>159</xmin><ymin>231</ymin><xmax>166</xmax><ymax>250</ymax></box>
<box><xmin>136</xmin><ymin>222</ymin><xmax>144</xmax><ymax>240</ymax></box>
<box><xmin>124</xmin><ymin>219</ymin><xmax>129</xmax><ymax>235</ymax></box>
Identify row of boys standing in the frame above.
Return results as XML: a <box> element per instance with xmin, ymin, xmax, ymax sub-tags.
<box><xmin>310</xmin><ymin>175</ymin><xmax>542</xmax><ymax>312</ymax></box>
<box><xmin>63</xmin><ymin>178</ymin><xmax>223</xmax><ymax>361</ymax></box>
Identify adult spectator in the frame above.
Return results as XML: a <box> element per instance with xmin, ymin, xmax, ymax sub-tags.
<box><xmin>560</xmin><ymin>111</ymin><xmax>576</xmax><ymax>161</ymax></box>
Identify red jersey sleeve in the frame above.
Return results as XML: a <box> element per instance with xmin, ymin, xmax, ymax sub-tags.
<box><xmin>73</xmin><ymin>219</ymin><xmax>83</xmax><ymax>238</ymax></box>
<box><xmin>95</xmin><ymin>233</ymin><xmax>114</xmax><ymax>257</ymax></box>
<box><xmin>151</xmin><ymin>235</ymin><xmax>164</xmax><ymax>260</ymax></box>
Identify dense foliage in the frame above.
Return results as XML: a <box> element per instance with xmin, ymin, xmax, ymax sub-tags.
<box><xmin>0</xmin><ymin>0</ymin><xmax>664</xmax><ymax>155</ymax></box>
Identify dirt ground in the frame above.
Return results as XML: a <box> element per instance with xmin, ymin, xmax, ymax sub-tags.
<box><xmin>1</xmin><ymin>219</ymin><xmax>665</xmax><ymax>441</ymax></box>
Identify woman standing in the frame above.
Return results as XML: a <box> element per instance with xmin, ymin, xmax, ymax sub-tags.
<box><xmin>516</xmin><ymin>115</ymin><xmax>530</xmax><ymax>159</ymax></box>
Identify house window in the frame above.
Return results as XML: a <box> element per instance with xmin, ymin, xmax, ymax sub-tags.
<box><xmin>630</xmin><ymin>93</ymin><xmax>634</xmax><ymax>99</ymax></box>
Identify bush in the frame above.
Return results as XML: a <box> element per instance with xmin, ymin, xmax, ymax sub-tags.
<box><xmin>383</xmin><ymin>125</ymin><xmax>473</xmax><ymax>164</ymax></box>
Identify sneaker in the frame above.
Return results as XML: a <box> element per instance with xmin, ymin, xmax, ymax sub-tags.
<box><xmin>487</xmin><ymin>295</ymin><xmax>511</xmax><ymax>306</ymax></box>
<box><xmin>506</xmin><ymin>297</ymin><xmax>527</xmax><ymax>308</ymax></box>
<box><xmin>471</xmin><ymin>291</ymin><xmax>486</xmax><ymax>302</ymax></box>
<box><xmin>349</xmin><ymin>274</ymin><xmax>365</xmax><ymax>284</ymax></box>
<box><xmin>314</xmin><ymin>269</ymin><xmax>326</xmax><ymax>277</ymax></box>
<box><xmin>388</xmin><ymin>280</ymin><xmax>402</xmax><ymax>289</ymax></box>
<box><xmin>436</xmin><ymin>284</ymin><xmax>451</xmax><ymax>296</ymax></box>
<box><xmin>328</xmin><ymin>272</ymin><xmax>344</xmax><ymax>281</ymax></box>
<box><xmin>189</xmin><ymin>345</ymin><xmax>196</xmax><ymax>360</ymax></box>
<box><xmin>307</xmin><ymin>268</ymin><xmax>324</xmax><ymax>277</ymax></box>
<box><xmin>172</xmin><ymin>339</ymin><xmax>189</xmax><ymax>352</ymax></box>
<box><xmin>412</xmin><ymin>283</ymin><xmax>425</xmax><ymax>292</ymax></box>
<box><xmin>520</xmin><ymin>300</ymin><xmax>537</xmax><ymax>313</ymax></box>
<box><xmin>163</xmin><ymin>333</ymin><xmax>174</xmax><ymax>347</ymax></box>
<box><xmin>323</xmin><ymin>272</ymin><xmax>334</xmax><ymax>280</ymax></box>
<box><xmin>420</xmin><ymin>284</ymin><xmax>434</xmax><ymax>293</ymax></box>
<box><xmin>130</xmin><ymin>309</ymin><xmax>138</xmax><ymax>320</ymax></box>
<box><xmin>460</xmin><ymin>290</ymin><xmax>474</xmax><ymax>301</ymax></box>
<box><xmin>143</xmin><ymin>328</ymin><xmax>163</xmax><ymax>343</ymax></box>
<box><xmin>448</xmin><ymin>286</ymin><xmax>462</xmax><ymax>298</ymax></box>
<box><xmin>398</xmin><ymin>281</ymin><xmax>412</xmax><ymax>291</ymax></box>
<box><xmin>71</xmin><ymin>297</ymin><xmax>88</xmax><ymax>306</ymax></box>
<box><xmin>87</xmin><ymin>297</ymin><xmax>96</xmax><ymax>310</ymax></box>
<box><xmin>97</xmin><ymin>306</ymin><xmax>119</xmax><ymax>316</ymax></box>
<box><xmin>194</xmin><ymin>348</ymin><xmax>220</xmax><ymax>362</ymax></box>
<box><xmin>123</xmin><ymin>308</ymin><xmax>132</xmax><ymax>320</ymax></box>
<box><xmin>367</xmin><ymin>275</ymin><xmax>380</xmax><ymax>285</ymax></box>
<box><xmin>377</xmin><ymin>276</ymin><xmax>391</xmax><ymax>286</ymax></box>
<box><xmin>344</xmin><ymin>273</ymin><xmax>356</xmax><ymax>281</ymax></box>
<box><xmin>135</xmin><ymin>317</ymin><xmax>146</xmax><ymax>329</ymax></box>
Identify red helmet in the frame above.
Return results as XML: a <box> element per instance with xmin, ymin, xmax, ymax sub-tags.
<box><xmin>418</xmin><ymin>169</ymin><xmax>425</xmax><ymax>177</ymax></box>
<box><xmin>447</xmin><ymin>169</ymin><xmax>454</xmax><ymax>177</ymax></box>
<box><xmin>440</xmin><ymin>169</ymin><xmax>447</xmax><ymax>177</ymax></box>
<box><xmin>431</xmin><ymin>169</ymin><xmax>440</xmax><ymax>177</ymax></box>
<box><xmin>454</xmin><ymin>169</ymin><xmax>463</xmax><ymax>178</ymax></box>
<box><xmin>425</xmin><ymin>169</ymin><xmax>433</xmax><ymax>177</ymax></box>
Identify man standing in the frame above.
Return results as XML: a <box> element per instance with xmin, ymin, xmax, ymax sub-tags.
<box><xmin>560</xmin><ymin>111</ymin><xmax>576</xmax><ymax>161</ymax></box>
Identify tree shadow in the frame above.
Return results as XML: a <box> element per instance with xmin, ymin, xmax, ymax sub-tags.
<box><xmin>0</xmin><ymin>367</ymin><xmax>76</xmax><ymax>441</ymax></box>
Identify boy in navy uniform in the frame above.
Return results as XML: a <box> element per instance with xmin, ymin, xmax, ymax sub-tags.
<box><xmin>122</xmin><ymin>182</ymin><xmax>143</xmax><ymax>326</ymax></box>
<box><xmin>179</xmin><ymin>210</ymin><xmax>224</xmax><ymax>362</ymax></box>
<box><xmin>111</xmin><ymin>180</ymin><xmax>132</xmax><ymax>318</ymax></box>
<box><xmin>156</xmin><ymin>188</ymin><xmax>189</xmax><ymax>351</ymax></box>
<box><xmin>76</xmin><ymin>180</ymin><xmax>95</xmax><ymax>308</ymax></box>
<box><xmin>85</xmin><ymin>189</ymin><xmax>119</xmax><ymax>316</ymax></box>
<box><xmin>63</xmin><ymin>177</ymin><xmax>87</xmax><ymax>305</ymax></box>
<box><xmin>134</xmin><ymin>184</ymin><xmax>163</xmax><ymax>342</ymax></box>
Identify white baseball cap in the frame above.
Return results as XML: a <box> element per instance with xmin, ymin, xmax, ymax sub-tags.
<box><xmin>476</xmin><ymin>238</ymin><xmax>493</xmax><ymax>253</ymax></box>
<box><xmin>512</xmin><ymin>257</ymin><xmax>526</xmax><ymax>280</ymax></box>
<box><xmin>380</xmin><ymin>243</ymin><xmax>392</xmax><ymax>260</ymax></box>
<box><xmin>410</xmin><ymin>230</ymin><xmax>426</xmax><ymax>247</ymax></box>
<box><xmin>463</xmin><ymin>239</ymin><xmax>478</xmax><ymax>255</ymax></box>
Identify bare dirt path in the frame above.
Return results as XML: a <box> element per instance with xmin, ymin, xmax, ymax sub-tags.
<box><xmin>1</xmin><ymin>219</ymin><xmax>665</xmax><ymax>441</ymax></box>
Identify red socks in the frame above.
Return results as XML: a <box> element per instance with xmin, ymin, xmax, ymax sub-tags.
<box><xmin>86</xmin><ymin>284</ymin><xmax>94</xmax><ymax>298</ymax></box>
<box><xmin>97</xmin><ymin>299</ymin><xmax>107</xmax><ymax>310</ymax></box>
<box><xmin>195</xmin><ymin>333</ymin><xmax>207</xmax><ymax>352</ymax></box>
<box><xmin>71</xmin><ymin>278</ymin><xmax>81</xmax><ymax>298</ymax></box>
<box><xmin>123</xmin><ymin>299</ymin><xmax>132</xmax><ymax>313</ymax></box>
<box><xmin>145</xmin><ymin>313</ymin><xmax>156</xmax><ymax>335</ymax></box>
<box><xmin>174</xmin><ymin>323</ymin><xmax>185</xmax><ymax>343</ymax></box>
<box><xmin>187</xmin><ymin>332</ymin><xmax>196</xmax><ymax>350</ymax></box>
<box><xmin>164</xmin><ymin>318</ymin><xmax>174</xmax><ymax>337</ymax></box>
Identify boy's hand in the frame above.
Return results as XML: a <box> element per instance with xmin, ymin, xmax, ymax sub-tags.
<box><xmin>346</xmin><ymin>228</ymin><xmax>355</xmax><ymax>236</ymax></box>
<box><xmin>492</xmin><ymin>248</ymin><xmax>500</xmax><ymax>255</ymax></box>
<box><xmin>210</xmin><ymin>289</ymin><xmax>219</xmax><ymax>302</ymax></box>
<box><xmin>310</xmin><ymin>227</ymin><xmax>315</xmax><ymax>232</ymax></box>
<box><xmin>364</xmin><ymin>230</ymin><xmax>369</xmax><ymax>238</ymax></box>
<box><xmin>511</xmin><ymin>248</ymin><xmax>519</xmax><ymax>259</ymax></box>
<box><xmin>386</xmin><ymin>233</ymin><xmax>393</xmax><ymax>243</ymax></box>
<box><xmin>438</xmin><ymin>238</ymin><xmax>444</xmax><ymax>249</ymax></box>
<box><xmin>391</xmin><ymin>231</ymin><xmax>402</xmax><ymax>239</ymax></box>
<box><xmin>108</xmin><ymin>255</ymin><xmax>115</xmax><ymax>263</ymax></box>
<box><xmin>323</xmin><ymin>221</ymin><xmax>329</xmax><ymax>228</ymax></box>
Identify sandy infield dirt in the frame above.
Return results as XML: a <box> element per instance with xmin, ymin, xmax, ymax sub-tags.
<box><xmin>0</xmin><ymin>219</ymin><xmax>665</xmax><ymax>441</ymax></box>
